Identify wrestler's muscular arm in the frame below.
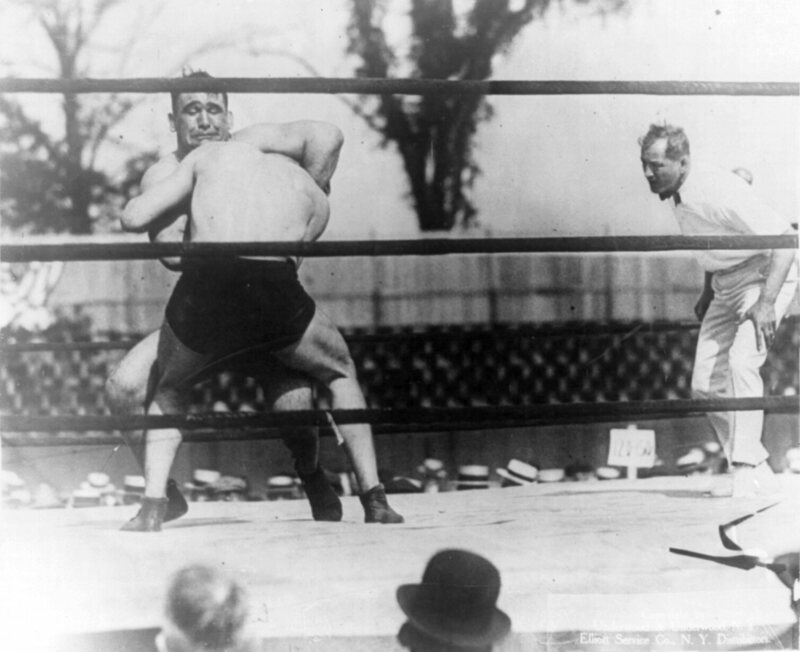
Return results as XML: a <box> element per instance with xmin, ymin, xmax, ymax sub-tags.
<box><xmin>233</xmin><ymin>121</ymin><xmax>343</xmax><ymax>196</ymax></box>
<box><xmin>122</xmin><ymin>153</ymin><xmax>196</xmax><ymax>233</ymax></box>
<box><xmin>140</xmin><ymin>156</ymin><xmax>190</xmax><ymax>270</ymax></box>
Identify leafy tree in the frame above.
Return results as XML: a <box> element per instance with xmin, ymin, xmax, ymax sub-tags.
<box><xmin>346</xmin><ymin>0</ymin><xmax>629</xmax><ymax>231</ymax></box>
<box><xmin>0</xmin><ymin>0</ymin><xmax>273</xmax><ymax>235</ymax></box>
<box><xmin>0</xmin><ymin>0</ymin><xmax>168</xmax><ymax>234</ymax></box>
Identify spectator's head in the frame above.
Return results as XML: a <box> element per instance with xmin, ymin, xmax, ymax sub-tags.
<box><xmin>396</xmin><ymin>549</ymin><xmax>511</xmax><ymax>651</ymax></box>
<box><xmin>157</xmin><ymin>564</ymin><xmax>253</xmax><ymax>652</ymax></box>
<box><xmin>169</xmin><ymin>69</ymin><xmax>232</xmax><ymax>156</ymax></box>
<box><xmin>638</xmin><ymin>123</ymin><xmax>690</xmax><ymax>198</ymax></box>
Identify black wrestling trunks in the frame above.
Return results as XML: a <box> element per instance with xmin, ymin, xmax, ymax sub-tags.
<box><xmin>165</xmin><ymin>258</ymin><xmax>316</xmax><ymax>356</ymax></box>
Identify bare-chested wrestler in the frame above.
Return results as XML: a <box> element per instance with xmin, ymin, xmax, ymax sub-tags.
<box><xmin>108</xmin><ymin>72</ymin><xmax>345</xmax><ymax>530</ymax></box>
<box><xmin>120</xmin><ymin>77</ymin><xmax>403</xmax><ymax>531</ymax></box>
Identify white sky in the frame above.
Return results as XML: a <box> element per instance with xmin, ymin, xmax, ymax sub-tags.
<box><xmin>1</xmin><ymin>0</ymin><xmax>798</xmax><ymax>238</ymax></box>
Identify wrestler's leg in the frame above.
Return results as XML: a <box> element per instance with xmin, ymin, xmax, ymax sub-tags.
<box><xmin>257</xmin><ymin>362</ymin><xmax>319</xmax><ymax>474</ymax></box>
<box><xmin>275</xmin><ymin>309</ymin><xmax>403</xmax><ymax>523</ymax></box>
<box><xmin>254</xmin><ymin>361</ymin><xmax>342</xmax><ymax>521</ymax></box>
<box><xmin>274</xmin><ymin>310</ymin><xmax>378</xmax><ymax>491</ymax></box>
<box><xmin>105</xmin><ymin>330</ymin><xmax>160</xmax><ymax>468</ymax></box>
<box><xmin>145</xmin><ymin>320</ymin><xmax>215</xmax><ymax>498</ymax></box>
<box><xmin>110</xmin><ymin>330</ymin><xmax>190</xmax><ymax>526</ymax></box>
<box><xmin>122</xmin><ymin>321</ymin><xmax>215</xmax><ymax>532</ymax></box>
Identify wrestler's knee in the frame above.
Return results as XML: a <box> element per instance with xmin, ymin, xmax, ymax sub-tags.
<box><xmin>277</xmin><ymin>348</ymin><xmax>356</xmax><ymax>388</ymax></box>
<box><xmin>316</xmin><ymin>355</ymin><xmax>359</xmax><ymax>387</ymax></box>
<box><xmin>150</xmin><ymin>384</ymin><xmax>188</xmax><ymax>414</ymax></box>
<box><xmin>106</xmin><ymin>331</ymin><xmax>160</xmax><ymax>413</ymax></box>
<box><xmin>106</xmin><ymin>365</ymin><xmax>145</xmax><ymax>414</ymax></box>
<box><xmin>262</xmin><ymin>364</ymin><xmax>315</xmax><ymax>410</ymax></box>
<box><xmin>271</xmin><ymin>385</ymin><xmax>314</xmax><ymax>411</ymax></box>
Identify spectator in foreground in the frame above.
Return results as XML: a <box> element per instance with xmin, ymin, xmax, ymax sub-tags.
<box><xmin>156</xmin><ymin>564</ymin><xmax>254</xmax><ymax>652</ymax></box>
<box><xmin>396</xmin><ymin>549</ymin><xmax>511</xmax><ymax>651</ymax></box>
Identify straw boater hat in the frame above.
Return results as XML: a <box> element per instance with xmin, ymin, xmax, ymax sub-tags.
<box><xmin>88</xmin><ymin>472</ymin><xmax>110</xmax><ymax>489</ymax></box>
<box><xmin>32</xmin><ymin>483</ymin><xmax>62</xmax><ymax>509</ymax></box>
<box><xmin>1</xmin><ymin>469</ymin><xmax>25</xmax><ymax>490</ymax></box>
<box><xmin>212</xmin><ymin>475</ymin><xmax>248</xmax><ymax>495</ymax></box>
<box><xmin>267</xmin><ymin>474</ymin><xmax>296</xmax><ymax>499</ymax></box>
<box><xmin>71</xmin><ymin>482</ymin><xmax>101</xmax><ymax>508</ymax></box>
<box><xmin>86</xmin><ymin>472</ymin><xmax>117</xmax><ymax>506</ymax></box>
<box><xmin>455</xmin><ymin>465</ymin><xmax>490</xmax><ymax>490</ymax></box>
<box><xmin>537</xmin><ymin>468</ymin><xmax>565</xmax><ymax>483</ymax></box>
<box><xmin>185</xmin><ymin>469</ymin><xmax>221</xmax><ymax>491</ymax></box>
<box><xmin>123</xmin><ymin>475</ymin><xmax>145</xmax><ymax>491</ymax></box>
<box><xmin>496</xmin><ymin>459</ymin><xmax>538</xmax><ymax>485</ymax></box>
<box><xmin>786</xmin><ymin>447</ymin><xmax>800</xmax><ymax>473</ymax></box>
<box><xmin>596</xmin><ymin>466</ymin><xmax>621</xmax><ymax>480</ymax></box>
<box><xmin>417</xmin><ymin>458</ymin><xmax>446</xmax><ymax>476</ymax></box>
<box><xmin>676</xmin><ymin>447</ymin><xmax>706</xmax><ymax>469</ymax></box>
<box><xmin>397</xmin><ymin>549</ymin><xmax>511</xmax><ymax>648</ymax></box>
<box><xmin>122</xmin><ymin>474</ymin><xmax>145</xmax><ymax>504</ymax></box>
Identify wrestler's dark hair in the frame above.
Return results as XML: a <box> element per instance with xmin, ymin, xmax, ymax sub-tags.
<box><xmin>170</xmin><ymin>69</ymin><xmax>229</xmax><ymax>113</ymax></box>
<box><xmin>164</xmin><ymin>564</ymin><xmax>248</xmax><ymax>651</ymax></box>
<box><xmin>638</xmin><ymin>123</ymin><xmax>690</xmax><ymax>160</ymax></box>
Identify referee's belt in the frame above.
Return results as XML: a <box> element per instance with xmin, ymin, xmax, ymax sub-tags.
<box><xmin>712</xmin><ymin>253</ymin><xmax>769</xmax><ymax>278</ymax></box>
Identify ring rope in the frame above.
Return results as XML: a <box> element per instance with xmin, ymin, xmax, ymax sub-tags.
<box><xmin>0</xmin><ymin>341</ymin><xmax>136</xmax><ymax>353</ymax></box>
<box><xmin>0</xmin><ymin>404</ymin><xmax>787</xmax><ymax>449</ymax></box>
<box><xmin>2</xmin><ymin>78</ymin><xmax>796</xmax><ymax>448</ymax></box>
<box><xmin>2</xmin><ymin>234</ymin><xmax>796</xmax><ymax>263</ymax></box>
<box><xmin>3</xmin><ymin>405</ymin><xmax>796</xmax><ymax>447</ymax></box>
<box><xmin>0</xmin><ymin>321</ymin><xmax>705</xmax><ymax>353</ymax></box>
<box><xmin>0</xmin><ymin>78</ymin><xmax>796</xmax><ymax>97</ymax></box>
<box><xmin>2</xmin><ymin>397</ymin><xmax>797</xmax><ymax>439</ymax></box>
<box><xmin>0</xmin><ymin>415</ymin><xmax>695</xmax><ymax>448</ymax></box>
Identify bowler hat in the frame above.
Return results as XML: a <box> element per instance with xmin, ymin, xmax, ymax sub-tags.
<box><xmin>396</xmin><ymin>549</ymin><xmax>511</xmax><ymax>648</ymax></box>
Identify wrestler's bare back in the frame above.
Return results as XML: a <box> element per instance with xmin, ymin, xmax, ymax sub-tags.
<box><xmin>187</xmin><ymin>141</ymin><xmax>329</xmax><ymax>244</ymax></box>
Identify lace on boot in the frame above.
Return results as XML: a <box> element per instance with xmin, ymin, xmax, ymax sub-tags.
<box><xmin>121</xmin><ymin>497</ymin><xmax>169</xmax><ymax>532</ymax></box>
<box><xmin>359</xmin><ymin>484</ymin><xmax>404</xmax><ymax>524</ymax></box>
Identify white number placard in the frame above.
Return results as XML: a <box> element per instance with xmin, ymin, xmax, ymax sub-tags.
<box><xmin>608</xmin><ymin>427</ymin><xmax>656</xmax><ymax>469</ymax></box>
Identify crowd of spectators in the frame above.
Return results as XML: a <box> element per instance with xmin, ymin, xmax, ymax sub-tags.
<box><xmin>5</xmin><ymin>442</ymin><xmax>800</xmax><ymax>512</ymax></box>
<box><xmin>3</xmin><ymin>311</ymin><xmax>799</xmax><ymax>511</ymax></box>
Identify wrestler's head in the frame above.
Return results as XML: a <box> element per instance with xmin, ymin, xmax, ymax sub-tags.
<box><xmin>639</xmin><ymin>123</ymin><xmax>690</xmax><ymax>199</ymax></box>
<box><xmin>170</xmin><ymin>70</ymin><xmax>232</xmax><ymax>156</ymax></box>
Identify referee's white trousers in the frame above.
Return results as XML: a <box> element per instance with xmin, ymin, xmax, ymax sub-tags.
<box><xmin>691</xmin><ymin>256</ymin><xmax>797</xmax><ymax>466</ymax></box>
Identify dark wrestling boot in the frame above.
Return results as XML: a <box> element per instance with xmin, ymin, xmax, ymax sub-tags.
<box><xmin>164</xmin><ymin>479</ymin><xmax>188</xmax><ymax>523</ymax></box>
<box><xmin>297</xmin><ymin>466</ymin><xmax>343</xmax><ymax>522</ymax></box>
<box><xmin>120</xmin><ymin>497</ymin><xmax>168</xmax><ymax>532</ymax></box>
<box><xmin>359</xmin><ymin>484</ymin><xmax>404</xmax><ymax>524</ymax></box>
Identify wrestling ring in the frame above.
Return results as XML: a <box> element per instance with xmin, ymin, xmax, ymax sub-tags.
<box><xmin>1</xmin><ymin>75</ymin><xmax>799</xmax><ymax>652</ymax></box>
